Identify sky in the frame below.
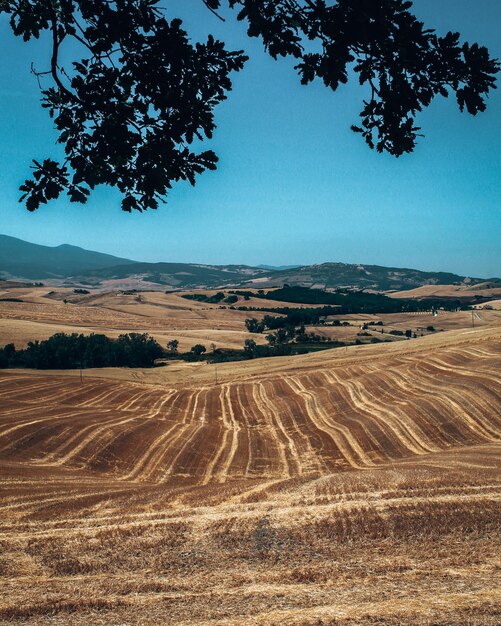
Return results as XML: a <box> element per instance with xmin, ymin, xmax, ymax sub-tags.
<box><xmin>0</xmin><ymin>0</ymin><xmax>500</xmax><ymax>277</ymax></box>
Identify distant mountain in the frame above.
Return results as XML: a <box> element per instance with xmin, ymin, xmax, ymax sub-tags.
<box><xmin>81</xmin><ymin>261</ymin><xmax>268</xmax><ymax>288</ymax></box>
<box><xmin>0</xmin><ymin>235</ymin><xmax>492</xmax><ymax>291</ymax></box>
<box><xmin>63</xmin><ymin>259</ymin><xmax>487</xmax><ymax>292</ymax></box>
<box><xmin>0</xmin><ymin>234</ymin><xmax>135</xmax><ymax>280</ymax></box>
<box><xmin>256</xmin><ymin>264</ymin><xmax>301</xmax><ymax>271</ymax></box>
<box><xmin>241</xmin><ymin>262</ymin><xmax>485</xmax><ymax>292</ymax></box>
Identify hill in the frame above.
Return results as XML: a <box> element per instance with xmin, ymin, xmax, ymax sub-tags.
<box><xmin>0</xmin><ymin>327</ymin><xmax>499</xmax><ymax>624</ymax></box>
<box><xmin>0</xmin><ymin>234</ymin><xmax>135</xmax><ymax>280</ymax></box>
<box><xmin>81</xmin><ymin>261</ymin><xmax>268</xmax><ymax>288</ymax></box>
<box><xmin>0</xmin><ymin>234</ymin><xmax>495</xmax><ymax>290</ymax></box>
<box><xmin>1</xmin><ymin>327</ymin><xmax>498</xmax><ymax>480</ymax></box>
<box><xmin>3</xmin><ymin>283</ymin><xmax>500</xmax><ymax>361</ymax></box>
<box><xmin>244</xmin><ymin>261</ymin><xmax>485</xmax><ymax>291</ymax></box>
<box><xmin>79</xmin><ymin>260</ymin><xmax>489</xmax><ymax>291</ymax></box>
<box><xmin>390</xmin><ymin>282</ymin><xmax>501</xmax><ymax>300</ymax></box>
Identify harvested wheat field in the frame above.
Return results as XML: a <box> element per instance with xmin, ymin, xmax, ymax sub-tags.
<box><xmin>0</xmin><ymin>326</ymin><xmax>500</xmax><ymax>624</ymax></box>
<box><xmin>0</xmin><ymin>287</ymin><xmax>271</xmax><ymax>351</ymax></box>
<box><xmin>389</xmin><ymin>282</ymin><xmax>501</xmax><ymax>300</ymax></box>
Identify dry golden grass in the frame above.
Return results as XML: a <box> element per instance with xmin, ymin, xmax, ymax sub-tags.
<box><xmin>0</xmin><ymin>446</ymin><xmax>499</xmax><ymax>625</ymax></box>
<box><xmin>0</xmin><ymin>287</ymin><xmax>271</xmax><ymax>351</ymax></box>
<box><xmin>0</xmin><ymin>323</ymin><xmax>500</xmax><ymax>624</ymax></box>
<box><xmin>475</xmin><ymin>299</ymin><xmax>501</xmax><ymax>310</ymax></box>
<box><xmin>331</xmin><ymin>308</ymin><xmax>500</xmax><ymax>330</ymax></box>
<box><xmin>389</xmin><ymin>283</ymin><xmax>501</xmax><ymax>299</ymax></box>
<box><xmin>2</xmin><ymin>285</ymin><xmax>500</xmax><ymax>354</ymax></box>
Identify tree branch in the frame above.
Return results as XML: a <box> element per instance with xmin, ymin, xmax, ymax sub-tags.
<box><xmin>202</xmin><ymin>0</ymin><xmax>225</xmax><ymax>22</ymax></box>
<box><xmin>49</xmin><ymin>14</ymin><xmax>74</xmax><ymax>99</ymax></box>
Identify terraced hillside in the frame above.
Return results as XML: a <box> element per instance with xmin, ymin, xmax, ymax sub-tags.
<box><xmin>0</xmin><ymin>327</ymin><xmax>500</xmax><ymax>624</ymax></box>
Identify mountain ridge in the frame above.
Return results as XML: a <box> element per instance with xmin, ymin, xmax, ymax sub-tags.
<box><xmin>0</xmin><ymin>234</ymin><xmax>495</xmax><ymax>291</ymax></box>
<box><xmin>0</xmin><ymin>234</ymin><xmax>136</xmax><ymax>279</ymax></box>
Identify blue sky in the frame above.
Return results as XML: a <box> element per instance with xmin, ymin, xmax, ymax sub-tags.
<box><xmin>0</xmin><ymin>0</ymin><xmax>499</xmax><ymax>277</ymax></box>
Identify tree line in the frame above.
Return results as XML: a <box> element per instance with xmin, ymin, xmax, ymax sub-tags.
<box><xmin>0</xmin><ymin>326</ymin><xmax>347</xmax><ymax>370</ymax></box>
<box><xmin>0</xmin><ymin>333</ymin><xmax>164</xmax><ymax>369</ymax></box>
<box><xmin>228</xmin><ymin>286</ymin><xmax>468</xmax><ymax>314</ymax></box>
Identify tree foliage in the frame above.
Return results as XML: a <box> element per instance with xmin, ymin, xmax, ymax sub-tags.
<box><xmin>190</xmin><ymin>343</ymin><xmax>207</xmax><ymax>357</ymax></box>
<box><xmin>3</xmin><ymin>0</ymin><xmax>247</xmax><ymax>212</ymax></box>
<box><xmin>223</xmin><ymin>0</ymin><xmax>499</xmax><ymax>154</ymax></box>
<box><xmin>245</xmin><ymin>317</ymin><xmax>265</xmax><ymax>333</ymax></box>
<box><xmin>0</xmin><ymin>332</ymin><xmax>163</xmax><ymax>369</ymax></box>
<box><xmin>167</xmin><ymin>338</ymin><xmax>179</xmax><ymax>354</ymax></box>
<box><xmin>1</xmin><ymin>0</ymin><xmax>498</xmax><ymax>212</ymax></box>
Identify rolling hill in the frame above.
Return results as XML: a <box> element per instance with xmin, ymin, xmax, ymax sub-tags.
<box><xmin>0</xmin><ymin>234</ymin><xmax>495</xmax><ymax>291</ymax></box>
<box><xmin>80</xmin><ymin>261</ymin><xmax>268</xmax><ymax>288</ymax></box>
<box><xmin>71</xmin><ymin>259</ymin><xmax>488</xmax><ymax>291</ymax></box>
<box><xmin>245</xmin><ymin>261</ymin><xmax>485</xmax><ymax>291</ymax></box>
<box><xmin>1</xmin><ymin>327</ymin><xmax>498</xmax><ymax>481</ymax></box>
<box><xmin>0</xmin><ymin>327</ymin><xmax>499</xmax><ymax>624</ymax></box>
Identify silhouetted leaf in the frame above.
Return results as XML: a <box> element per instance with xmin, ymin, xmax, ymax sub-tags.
<box><xmin>1</xmin><ymin>0</ymin><xmax>497</xmax><ymax>212</ymax></box>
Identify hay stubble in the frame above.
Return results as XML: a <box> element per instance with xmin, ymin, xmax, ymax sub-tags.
<box><xmin>0</xmin><ymin>320</ymin><xmax>500</xmax><ymax>624</ymax></box>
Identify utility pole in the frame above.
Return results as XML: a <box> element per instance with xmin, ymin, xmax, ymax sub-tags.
<box><xmin>472</xmin><ymin>309</ymin><xmax>475</xmax><ymax>329</ymax></box>
<box><xmin>215</xmin><ymin>364</ymin><xmax>218</xmax><ymax>385</ymax></box>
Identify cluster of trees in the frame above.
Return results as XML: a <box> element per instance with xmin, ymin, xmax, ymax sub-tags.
<box><xmin>182</xmin><ymin>292</ymin><xmax>237</xmax><ymax>304</ymax></box>
<box><xmin>266</xmin><ymin>324</ymin><xmax>329</xmax><ymax>346</ymax></box>
<box><xmin>244</xmin><ymin>308</ymin><xmax>432</xmax><ymax>353</ymax></box>
<box><xmin>238</xmin><ymin>286</ymin><xmax>469</xmax><ymax>315</ymax></box>
<box><xmin>240</xmin><ymin>339</ymin><xmax>298</xmax><ymax>360</ymax></box>
<box><xmin>0</xmin><ymin>333</ymin><xmax>219</xmax><ymax>369</ymax></box>
<box><xmin>244</xmin><ymin>309</ymin><xmax>330</xmax><ymax>333</ymax></box>
<box><xmin>165</xmin><ymin>339</ymin><xmax>209</xmax><ymax>361</ymax></box>
<box><xmin>239</xmin><ymin>334</ymin><xmax>345</xmax><ymax>362</ymax></box>
<box><xmin>0</xmin><ymin>324</ymin><xmax>387</xmax><ymax>370</ymax></box>
<box><xmin>245</xmin><ymin>318</ymin><xmax>266</xmax><ymax>333</ymax></box>
<box><xmin>184</xmin><ymin>287</ymin><xmax>481</xmax><ymax>319</ymax></box>
<box><xmin>242</xmin><ymin>317</ymin><xmax>344</xmax><ymax>359</ymax></box>
<box><xmin>388</xmin><ymin>329</ymin><xmax>416</xmax><ymax>338</ymax></box>
<box><xmin>0</xmin><ymin>333</ymin><xmax>164</xmax><ymax>369</ymax></box>
<box><xmin>168</xmin><ymin>334</ymin><xmax>339</xmax><ymax>364</ymax></box>
<box><xmin>245</xmin><ymin>306</ymin><xmax>359</xmax><ymax>333</ymax></box>
<box><xmin>246</xmin><ymin>313</ymin><xmax>344</xmax><ymax>342</ymax></box>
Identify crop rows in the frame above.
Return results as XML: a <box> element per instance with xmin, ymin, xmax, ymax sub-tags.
<box><xmin>0</xmin><ymin>335</ymin><xmax>499</xmax><ymax>489</ymax></box>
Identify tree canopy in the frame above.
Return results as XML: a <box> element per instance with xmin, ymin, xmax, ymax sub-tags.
<box><xmin>1</xmin><ymin>0</ymin><xmax>498</xmax><ymax>212</ymax></box>
<box><xmin>0</xmin><ymin>332</ymin><xmax>164</xmax><ymax>369</ymax></box>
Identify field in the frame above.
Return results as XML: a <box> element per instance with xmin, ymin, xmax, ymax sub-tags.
<box><xmin>0</xmin><ymin>302</ymin><xmax>500</xmax><ymax>625</ymax></box>
<box><xmin>389</xmin><ymin>282</ymin><xmax>501</xmax><ymax>300</ymax></box>
<box><xmin>311</xmin><ymin>308</ymin><xmax>501</xmax><ymax>345</ymax></box>
<box><xmin>0</xmin><ymin>287</ymin><xmax>274</xmax><ymax>352</ymax></box>
<box><xmin>3</xmin><ymin>285</ymin><xmax>501</xmax><ymax>356</ymax></box>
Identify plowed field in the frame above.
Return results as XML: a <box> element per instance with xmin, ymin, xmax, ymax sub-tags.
<box><xmin>0</xmin><ymin>327</ymin><xmax>500</xmax><ymax>624</ymax></box>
